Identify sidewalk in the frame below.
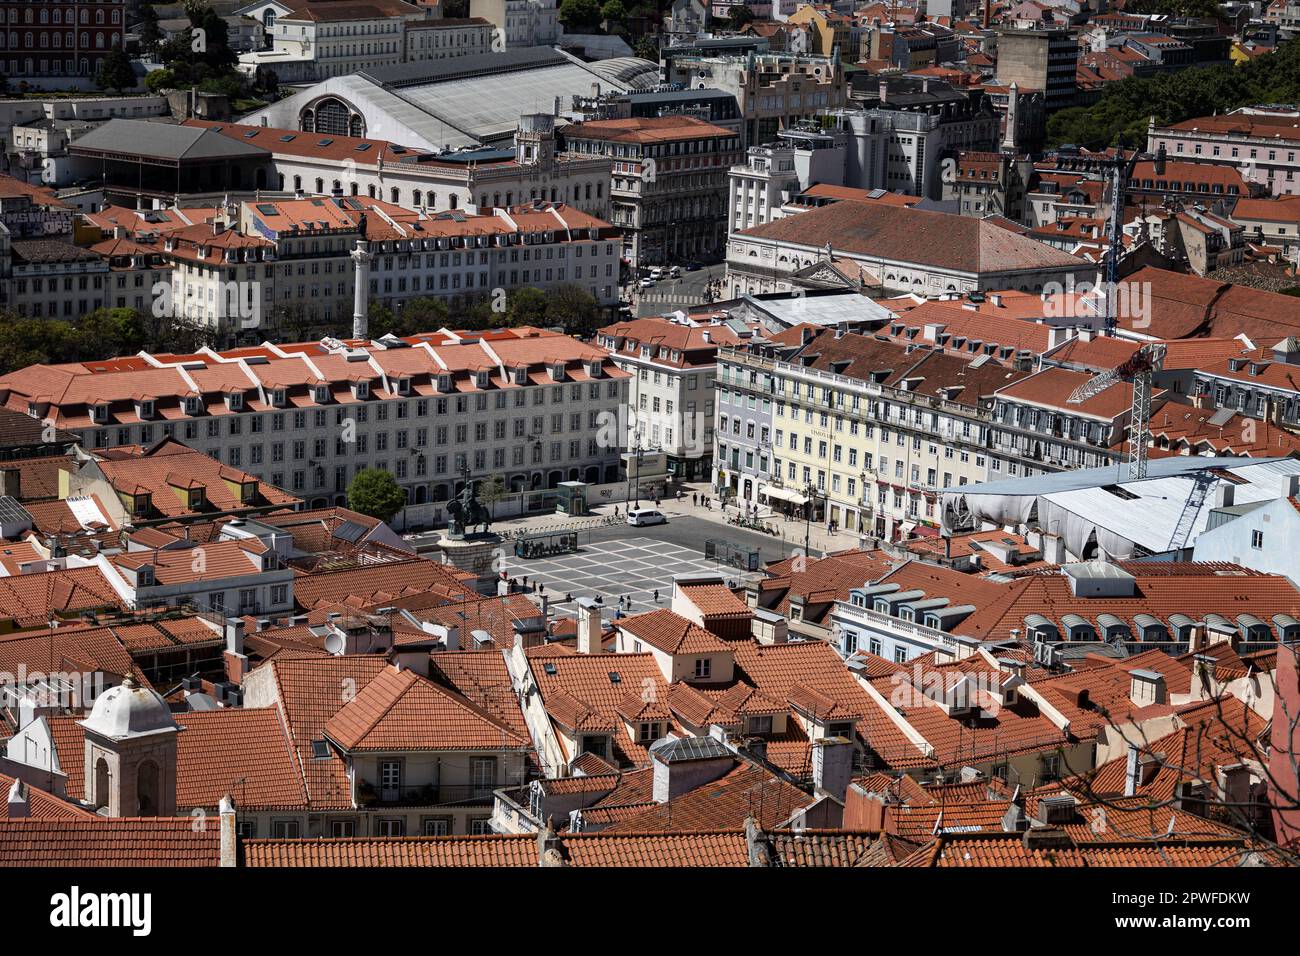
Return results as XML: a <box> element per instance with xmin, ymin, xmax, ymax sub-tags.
<box><xmin>484</xmin><ymin>481</ymin><xmax>857</xmax><ymax>558</ymax></box>
<box><xmin>656</xmin><ymin>482</ymin><xmax>857</xmax><ymax>558</ymax></box>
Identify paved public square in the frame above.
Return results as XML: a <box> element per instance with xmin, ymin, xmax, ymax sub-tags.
<box><xmin>505</xmin><ymin>535</ymin><xmax>751</xmax><ymax>619</ymax></box>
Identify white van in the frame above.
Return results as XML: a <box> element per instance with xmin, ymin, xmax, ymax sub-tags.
<box><xmin>626</xmin><ymin>507</ymin><xmax>667</xmax><ymax>527</ymax></box>
<box><xmin>649</xmin><ymin>267</ymin><xmax>664</xmax><ymax>280</ymax></box>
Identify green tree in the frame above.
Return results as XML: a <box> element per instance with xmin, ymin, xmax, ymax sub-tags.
<box><xmin>478</xmin><ymin>474</ymin><xmax>508</xmax><ymax>517</ymax></box>
<box><xmin>1047</xmin><ymin>42</ymin><xmax>1300</xmax><ymax>150</ymax></box>
<box><xmin>507</xmin><ymin>287</ymin><xmax>549</xmax><ymax>327</ymax></box>
<box><xmin>547</xmin><ymin>284</ymin><xmax>601</xmax><ymax>337</ymax></box>
<box><xmin>726</xmin><ymin>4</ymin><xmax>754</xmax><ymax>28</ymax></box>
<box><xmin>633</xmin><ymin>35</ymin><xmax>659</xmax><ymax>62</ymax></box>
<box><xmin>144</xmin><ymin>67</ymin><xmax>177</xmax><ymax>93</ymax></box>
<box><xmin>394</xmin><ymin>297</ymin><xmax>450</xmax><ymax>336</ymax></box>
<box><xmin>139</xmin><ymin>4</ymin><xmax>163</xmax><ymax>52</ymax></box>
<box><xmin>601</xmin><ymin>0</ymin><xmax>628</xmax><ymax>24</ymax></box>
<box><xmin>347</xmin><ymin>468</ymin><xmax>407</xmax><ymax>522</ymax></box>
<box><xmin>559</xmin><ymin>0</ymin><xmax>604</xmax><ymax>32</ymax></box>
<box><xmin>95</xmin><ymin>46</ymin><xmax>137</xmax><ymax>93</ymax></box>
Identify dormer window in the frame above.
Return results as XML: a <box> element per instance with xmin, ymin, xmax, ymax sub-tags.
<box><xmin>438</xmin><ymin>374</ymin><xmax>452</xmax><ymax>393</ymax></box>
<box><xmin>354</xmin><ymin>381</ymin><xmax>370</xmax><ymax>400</ymax></box>
<box><xmin>271</xmin><ymin>389</ymin><xmax>287</xmax><ymax>407</ymax></box>
<box><xmin>395</xmin><ymin>377</ymin><xmax>411</xmax><ymax>396</ymax></box>
<box><xmin>586</xmin><ymin>360</ymin><xmax>602</xmax><ymax>378</ymax></box>
<box><xmin>137</xmin><ymin>565</ymin><xmax>154</xmax><ymax>587</ymax></box>
<box><xmin>513</xmin><ymin>367</ymin><xmax>529</xmax><ymax>385</ymax></box>
<box><xmin>475</xmin><ymin>371</ymin><xmax>490</xmax><ymax>389</ymax></box>
<box><xmin>91</xmin><ymin>403</ymin><xmax>109</xmax><ymax>424</ymax></box>
<box><xmin>550</xmin><ymin>362</ymin><xmax>565</xmax><ymax>381</ymax></box>
<box><xmin>189</xmin><ymin>488</ymin><xmax>206</xmax><ymax>509</ymax></box>
<box><xmin>184</xmin><ymin>396</ymin><xmax>202</xmax><ymax>415</ymax></box>
<box><xmin>227</xmin><ymin>392</ymin><xmax>244</xmax><ymax>411</ymax></box>
<box><xmin>137</xmin><ymin>400</ymin><xmax>154</xmax><ymax>419</ymax></box>
<box><xmin>133</xmin><ymin>494</ymin><xmax>151</xmax><ymax>516</ymax></box>
<box><xmin>314</xmin><ymin>385</ymin><xmax>330</xmax><ymax>404</ymax></box>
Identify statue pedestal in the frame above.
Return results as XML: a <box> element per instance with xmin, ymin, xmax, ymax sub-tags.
<box><xmin>434</xmin><ymin>532</ymin><xmax>502</xmax><ymax>595</ymax></box>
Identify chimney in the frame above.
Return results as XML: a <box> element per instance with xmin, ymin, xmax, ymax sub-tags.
<box><xmin>1128</xmin><ymin>669</ymin><xmax>1167</xmax><ymax>708</ymax></box>
<box><xmin>1194</xmin><ymin>653</ymin><xmax>1218</xmax><ymax>687</ymax></box>
<box><xmin>651</xmin><ymin>737</ymin><xmax>732</xmax><ymax>803</ymax></box>
<box><xmin>537</xmin><ymin>819</ymin><xmax>567</xmax><ymax>866</ymax></box>
<box><xmin>219</xmin><ymin>794</ymin><xmax>238</xmax><ymax>867</ymax></box>
<box><xmin>812</xmin><ymin>735</ymin><xmax>854</xmax><ymax>802</ymax></box>
<box><xmin>6</xmin><ymin>779</ymin><xmax>28</xmax><ymax>820</ymax></box>
<box><xmin>1188</xmin><ymin>622</ymin><xmax>1208</xmax><ymax>652</ymax></box>
<box><xmin>443</xmin><ymin>625</ymin><xmax>460</xmax><ymax>652</ymax></box>
<box><xmin>1124</xmin><ymin>744</ymin><xmax>1141</xmax><ymax>797</ymax></box>
<box><xmin>224</xmin><ymin>617</ymin><xmax>245</xmax><ymax>656</ymax></box>
<box><xmin>878</xmin><ymin>80</ymin><xmax>888</xmax><ymax>104</ymax></box>
<box><xmin>745</xmin><ymin>816</ymin><xmax>773</xmax><ymax>867</ymax></box>
<box><xmin>1216</xmin><ymin>763</ymin><xmax>1251</xmax><ymax>806</ymax></box>
<box><xmin>1000</xmin><ymin>786</ymin><xmax>1028</xmax><ymax>831</ymax></box>
<box><xmin>1214</xmin><ymin>483</ymin><xmax>1235</xmax><ymax>508</ymax></box>
<box><xmin>576</xmin><ymin>597</ymin><xmax>601</xmax><ymax>654</ymax></box>
<box><xmin>392</xmin><ymin>650</ymin><xmax>430</xmax><ymax>677</ymax></box>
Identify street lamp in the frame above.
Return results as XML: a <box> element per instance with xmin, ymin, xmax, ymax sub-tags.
<box><xmin>625</xmin><ymin>427</ymin><xmax>643</xmax><ymax>508</ymax></box>
<box><xmin>802</xmin><ymin>480</ymin><xmax>822</xmax><ymax>557</ymax></box>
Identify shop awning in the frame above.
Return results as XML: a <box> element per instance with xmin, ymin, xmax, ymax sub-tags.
<box><xmin>763</xmin><ymin>486</ymin><xmax>809</xmax><ymax>505</ymax></box>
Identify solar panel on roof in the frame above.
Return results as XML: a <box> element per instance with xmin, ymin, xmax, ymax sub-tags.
<box><xmin>255</xmin><ymin>203</ymin><xmax>278</xmax><ymax>215</ymax></box>
<box><xmin>334</xmin><ymin>520</ymin><xmax>367</xmax><ymax>543</ymax></box>
<box><xmin>0</xmin><ymin>496</ymin><xmax>33</xmax><ymax>526</ymax></box>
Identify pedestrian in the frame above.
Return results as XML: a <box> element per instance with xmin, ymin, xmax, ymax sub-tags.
<box><xmin>653</xmin><ymin>589</ymin><xmax>660</xmax><ymax>603</ymax></box>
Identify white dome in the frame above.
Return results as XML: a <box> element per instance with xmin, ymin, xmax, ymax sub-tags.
<box><xmin>79</xmin><ymin>677</ymin><xmax>179</xmax><ymax>740</ymax></box>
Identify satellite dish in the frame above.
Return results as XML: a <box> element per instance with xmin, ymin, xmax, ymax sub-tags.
<box><xmin>324</xmin><ymin>633</ymin><xmax>345</xmax><ymax>655</ymax></box>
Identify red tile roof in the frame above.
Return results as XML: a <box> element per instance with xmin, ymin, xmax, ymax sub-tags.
<box><xmin>0</xmin><ymin>818</ymin><xmax>220</xmax><ymax>866</ymax></box>
<box><xmin>616</xmin><ymin>608</ymin><xmax>733</xmax><ymax>656</ymax></box>
<box><xmin>323</xmin><ymin>664</ymin><xmax>529</xmax><ymax>751</ymax></box>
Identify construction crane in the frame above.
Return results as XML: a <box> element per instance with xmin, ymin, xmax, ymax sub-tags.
<box><xmin>1097</xmin><ymin>138</ymin><xmax>1166</xmax><ymax>335</ymax></box>
<box><xmin>1067</xmin><ymin>343</ymin><xmax>1167</xmax><ymax>481</ymax></box>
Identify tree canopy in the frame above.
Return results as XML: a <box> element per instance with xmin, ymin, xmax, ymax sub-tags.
<box><xmin>94</xmin><ymin>46</ymin><xmax>136</xmax><ymax>93</ymax></box>
<box><xmin>1048</xmin><ymin>42</ymin><xmax>1300</xmax><ymax>151</ymax></box>
<box><xmin>559</xmin><ymin>0</ymin><xmax>604</xmax><ymax>32</ymax></box>
<box><xmin>347</xmin><ymin>469</ymin><xmax>407</xmax><ymax>522</ymax></box>
<box><xmin>0</xmin><ymin>308</ymin><xmax>216</xmax><ymax>375</ymax></box>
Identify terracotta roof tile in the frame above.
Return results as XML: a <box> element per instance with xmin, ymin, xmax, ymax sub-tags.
<box><xmin>0</xmin><ymin>818</ymin><xmax>220</xmax><ymax>866</ymax></box>
<box><xmin>323</xmin><ymin>665</ymin><xmax>529</xmax><ymax>751</ymax></box>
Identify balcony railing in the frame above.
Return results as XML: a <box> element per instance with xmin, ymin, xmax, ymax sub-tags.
<box><xmin>358</xmin><ymin>783</ymin><xmax>498</xmax><ymax>808</ymax></box>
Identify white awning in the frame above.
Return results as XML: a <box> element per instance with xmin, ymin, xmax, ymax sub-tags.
<box><xmin>763</xmin><ymin>486</ymin><xmax>809</xmax><ymax>505</ymax></box>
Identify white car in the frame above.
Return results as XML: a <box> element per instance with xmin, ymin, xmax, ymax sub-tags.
<box><xmin>649</xmin><ymin>267</ymin><xmax>664</xmax><ymax>280</ymax></box>
<box><xmin>639</xmin><ymin>277</ymin><xmax>655</xmax><ymax>289</ymax></box>
<box><xmin>627</xmin><ymin>507</ymin><xmax>667</xmax><ymax>527</ymax></box>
